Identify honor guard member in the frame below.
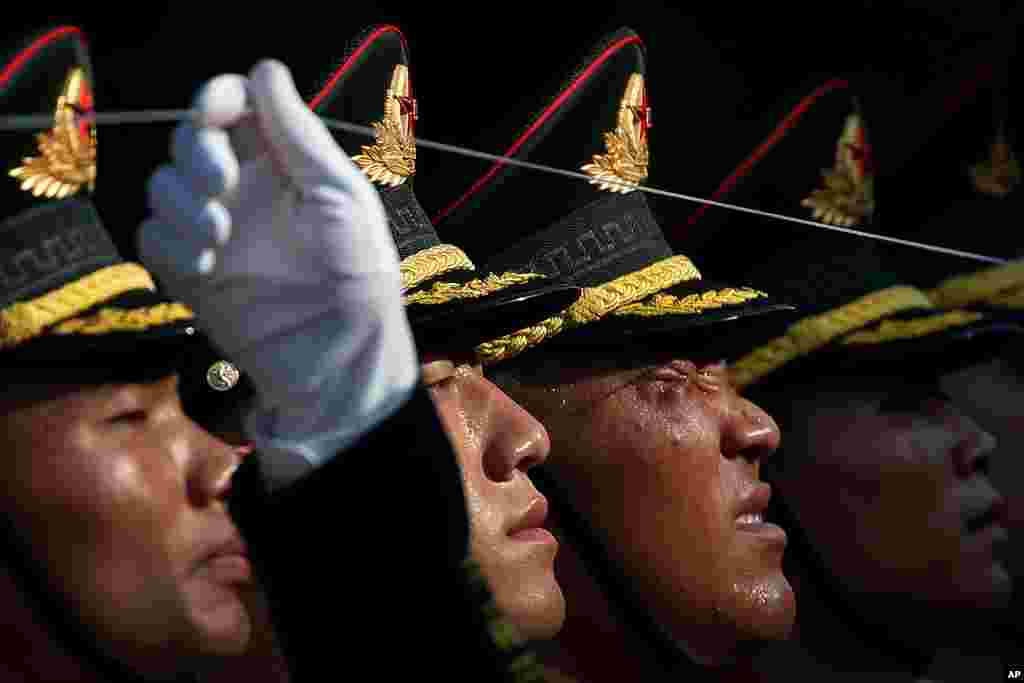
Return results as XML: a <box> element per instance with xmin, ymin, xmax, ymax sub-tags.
<box><xmin>684</xmin><ymin>86</ymin><xmax>1024</xmax><ymax>680</ymax></box>
<box><xmin>0</xmin><ymin>25</ymin><xmax>265</xmax><ymax>682</ymax></box>
<box><xmin>140</xmin><ymin>23</ymin><xmax>581</xmax><ymax>683</ymax></box>
<box><xmin>306</xmin><ymin>24</ymin><xmax>584</xmax><ymax>651</ymax></box>
<box><xmin>435</xmin><ymin>28</ymin><xmax>800</xmax><ymax>681</ymax></box>
<box><xmin>926</xmin><ymin>240</ymin><xmax>1024</xmax><ymax>665</ymax></box>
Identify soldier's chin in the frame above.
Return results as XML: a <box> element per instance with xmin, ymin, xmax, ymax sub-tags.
<box><xmin>986</xmin><ymin>561</ymin><xmax>1013</xmax><ymax>609</ymax></box>
<box><xmin>187</xmin><ymin>591</ymin><xmax>254</xmax><ymax>658</ymax></box>
<box><xmin>663</xmin><ymin>572</ymin><xmax>796</xmax><ymax>667</ymax></box>
<box><xmin>732</xmin><ymin>571</ymin><xmax>797</xmax><ymax>643</ymax></box>
<box><xmin>937</xmin><ymin>561</ymin><xmax>1013</xmax><ymax>617</ymax></box>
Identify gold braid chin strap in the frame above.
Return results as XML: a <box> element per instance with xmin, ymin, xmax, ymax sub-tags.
<box><xmin>988</xmin><ymin>287</ymin><xmax>1024</xmax><ymax>308</ymax></box>
<box><xmin>840</xmin><ymin>309</ymin><xmax>986</xmax><ymax>345</ymax></box>
<box><xmin>728</xmin><ymin>285</ymin><xmax>933</xmax><ymax>389</ymax></box>
<box><xmin>927</xmin><ymin>259</ymin><xmax>1024</xmax><ymax>310</ymax></box>
<box><xmin>612</xmin><ymin>287</ymin><xmax>769</xmax><ymax>317</ymax></box>
<box><xmin>476</xmin><ymin>254</ymin><xmax>702</xmax><ymax>365</ymax></box>
<box><xmin>403</xmin><ymin>272</ymin><xmax>546</xmax><ymax>306</ymax></box>
<box><xmin>52</xmin><ymin>303</ymin><xmax>195</xmax><ymax>336</ymax></box>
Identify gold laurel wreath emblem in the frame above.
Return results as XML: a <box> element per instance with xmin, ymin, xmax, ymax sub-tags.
<box><xmin>9</xmin><ymin>66</ymin><xmax>97</xmax><ymax>199</ymax></box>
<box><xmin>352</xmin><ymin>64</ymin><xmax>417</xmax><ymax>187</ymax></box>
<box><xmin>581</xmin><ymin>72</ymin><xmax>650</xmax><ymax>194</ymax></box>
<box><xmin>801</xmin><ymin>111</ymin><xmax>875</xmax><ymax>227</ymax></box>
<box><xmin>970</xmin><ymin>134</ymin><xmax>1020</xmax><ymax>198</ymax></box>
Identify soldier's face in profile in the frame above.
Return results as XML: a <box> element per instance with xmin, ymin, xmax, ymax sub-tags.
<box><xmin>0</xmin><ymin>377</ymin><xmax>254</xmax><ymax>678</ymax></box>
<box><xmin>497</xmin><ymin>351</ymin><xmax>794</xmax><ymax>664</ymax></box>
<box><xmin>940</xmin><ymin>357</ymin><xmax>1024</xmax><ymax>578</ymax></box>
<box><xmin>772</xmin><ymin>372</ymin><xmax>1011</xmax><ymax>613</ymax></box>
<box><xmin>421</xmin><ymin>355</ymin><xmax>565</xmax><ymax>641</ymax></box>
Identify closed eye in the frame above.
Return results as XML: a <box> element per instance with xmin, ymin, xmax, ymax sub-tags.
<box><xmin>421</xmin><ymin>360</ymin><xmax>457</xmax><ymax>388</ymax></box>
<box><xmin>107</xmin><ymin>410</ymin><xmax>148</xmax><ymax>425</ymax></box>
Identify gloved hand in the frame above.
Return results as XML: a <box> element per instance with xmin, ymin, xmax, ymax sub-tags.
<box><xmin>139</xmin><ymin>60</ymin><xmax>418</xmax><ymax>483</ymax></box>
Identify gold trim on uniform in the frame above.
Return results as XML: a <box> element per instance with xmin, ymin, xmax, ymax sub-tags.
<box><xmin>9</xmin><ymin>67</ymin><xmax>97</xmax><ymax>199</ymax></box>
<box><xmin>581</xmin><ymin>72</ymin><xmax>649</xmax><ymax>194</ymax></box>
<box><xmin>52</xmin><ymin>303</ymin><xmax>194</xmax><ymax>336</ymax></box>
<box><xmin>476</xmin><ymin>254</ymin><xmax>702</xmax><ymax>365</ymax></box>
<box><xmin>403</xmin><ymin>271</ymin><xmax>545</xmax><ymax>306</ymax></box>
<box><xmin>476</xmin><ymin>315</ymin><xmax>568</xmax><ymax>366</ymax></box>
<box><xmin>613</xmin><ymin>287</ymin><xmax>769</xmax><ymax>317</ymax></box>
<box><xmin>728</xmin><ymin>285</ymin><xmax>932</xmax><ymax>389</ymax></box>
<box><xmin>841</xmin><ymin>310</ymin><xmax>985</xmax><ymax>346</ymax></box>
<box><xmin>400</xmin><ymin>244</ymin><xmax>476</xmax><ymax>291</ymax></box>
<box><xmin>927</xmin><ymin>259</ymin><xmax>1024</xmax><ymax>310</ymax></box>
<box><xmin>0</xmin><ymin>263</ymin><xmax>161</xmax><ymax>348</ymax></box>
<box><xmin>351</xmin><ymin>64</ymin><xmax>416</xmax><ymax>187</ymax></box>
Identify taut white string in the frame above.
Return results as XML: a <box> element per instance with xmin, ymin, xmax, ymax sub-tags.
<box><xmin>0</xmin><ymin>110</ymin><xmax>1008</xmax><ymax>265</ymax></box>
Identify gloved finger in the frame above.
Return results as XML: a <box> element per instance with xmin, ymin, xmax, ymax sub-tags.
<box><xmin>227</xmin><ymin>112</ymin><xmax>272</xmax><ymax>166</ymax></box>
<box><xmin>247</xmin><ymin>59</ymin><xmax>369</xmax><ymax>196</ymax></box>
<box><xmin>147</xmin><ymin>165</ymin><xmax>232</xmax><ymax>248</ymax></box>
<box><xmin>171</xmin><ymin>122</ymin><xmax>239</xmax><ymax>198</ymax></box>
<box><xmin>192</xmin><ymin>73</ymin><xmax>250</xmax><ymax>128</ymax></box>
<box><xmin>192</xmin><ymin>73</ymin><xmax>268</xmax><ymax>167</ymax></box>
<box><xmin>137</xmin><ymin>217</ymin><xmax>218</xmax><ymax>284</ymax></box>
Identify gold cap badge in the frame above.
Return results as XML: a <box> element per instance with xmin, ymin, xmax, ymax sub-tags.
<box><xmin>581</xmin><ymin>72</ymin><xmax>650</xmax><ymax>194</ymax></box>
<box><xmin>9</xmin><ymin>66</ymin><xmax>97</xmax><ymax>199</ymax></box>
<box><xmin>970</xmin><ymin>132</ymin><xmax>1019</xmax><ymax>198</ymax></box>
<box><xmin>206</xmin><ymin>360</ymin><xmax>240</xmax><ymax>392</ymax></box>
<box><xmin>352</xmin><ymin>64</ymin><xmax>417</xmax><ymax>187</ymax></box>
<box><xmin>800</xmin><ymin>109</ymin><xmax>876</xmax><ymax>227</ymax></box>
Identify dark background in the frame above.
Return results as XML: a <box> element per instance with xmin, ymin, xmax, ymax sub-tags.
<box><xmin>2</xmin><ymin>1</ymin><xmax>1020</xmax><ymax>282</ymax></box>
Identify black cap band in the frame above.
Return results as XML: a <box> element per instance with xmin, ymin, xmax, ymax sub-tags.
<box><xmin>485</xmin><ymin>191</ymin><xmax>672</xmax><ymax>285</ymax></box>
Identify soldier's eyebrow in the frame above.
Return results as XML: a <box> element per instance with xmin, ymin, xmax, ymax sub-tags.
<box><xmin>584</xmin><ymin>358</ymin><xmax>733</xmax><ymax>406</ymax></box>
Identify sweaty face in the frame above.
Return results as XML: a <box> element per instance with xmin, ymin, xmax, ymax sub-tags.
<box><xmin>774</xmin><ymin>372</ymin><xmax>1011</xmax><ymax>612</ymax></box>
<box><xmin>497</xmin><ymin>352</ymin><xmax>793</xmax><ymax>664</ymax></box>
<box><xmin>0</xmin><ymin>377</ymin><xmax>253</xmax><ymax>679</ymax></box>
<box><xmin>422</xmin><ymin>356</ymin><xmax>564</xmax><ymax>641</ymax></box>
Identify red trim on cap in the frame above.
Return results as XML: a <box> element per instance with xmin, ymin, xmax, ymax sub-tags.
<box><xmin>308</xmin><ymin>24</ymin><xmax>408</xmax><ymax>110</ymax></box>
<box><xmin>432</xmin><ymin>33</ymin><xmax>645</xmax><ymax>226</ymax></box>
<box><xmin>682</xmin><ymin>78</ymin><xmax>850</xmax><ymax>229</ymax></box>
<box><xmin>0</xmin><ymin>26</ymin><xmax>86</xmax><ymax>91</ymax></box>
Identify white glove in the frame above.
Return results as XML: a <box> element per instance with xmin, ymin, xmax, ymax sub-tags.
<box><xmin>139</xmin><ymin>60</ymin><xmax>418</xmax><ymax>484</ymax></box>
